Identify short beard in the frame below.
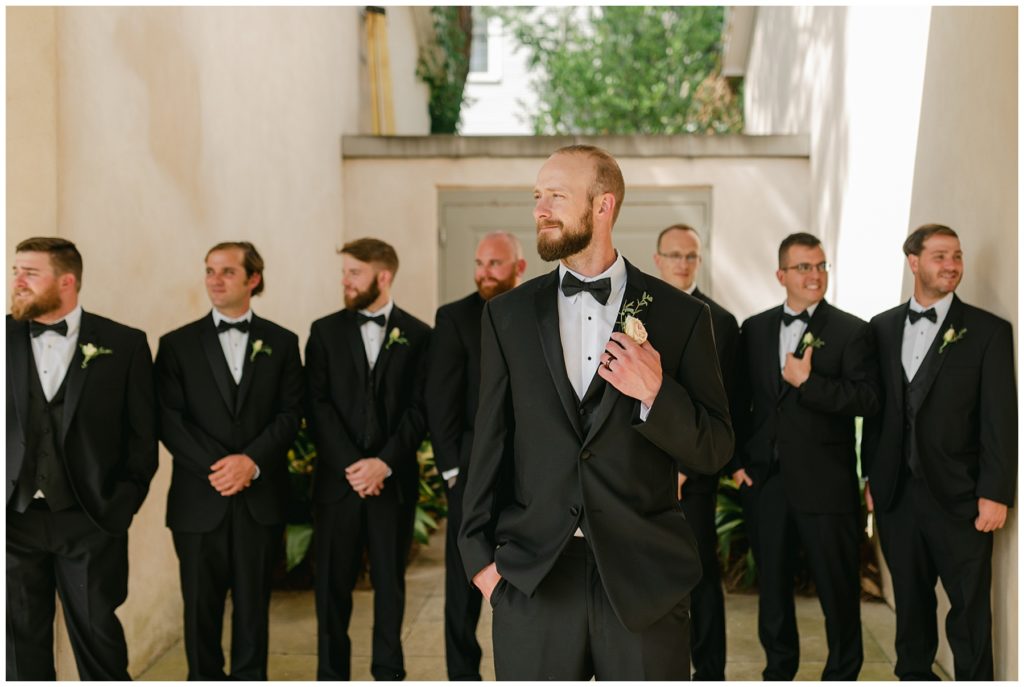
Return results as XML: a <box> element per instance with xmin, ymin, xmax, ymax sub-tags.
<box><xmin>344</xmin><ymin>278</ymin><xmax>381</xmax><ymax>311</ymax></box>
<box><xmin>476</xmin><ymin>273</ymin><xmax>518</xmax><ymax>301</ymax></box>
<box><xmin>536</xmin><ymin>205</ymin><xmax>594</xmax><ymax>262</ymax></box>
<box><xmin>10</xmin><ymin>285</ymin><xmax>62</xmax><ymax>321</ymax></box>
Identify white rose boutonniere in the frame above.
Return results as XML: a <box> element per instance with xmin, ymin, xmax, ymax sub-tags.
<box><xmin>797</xmin><ymin>331</ymin><xmax>825</xmax><ymax>356</ymax></box>
<box><xmin>939</xmin><ymin>326</ymin><xmax>967</xmax><ymax>354</ymax></box>
<box><xmin>250</xmin><ymin>339</ymin><xmax>273</xmax><ymax>362</ymax></box>
<box><xmin>80</xmin><ymin>342</ymin><xmax>113</xmax><ymax>369</ymax></box>
<box><xmin>385</xmin><ymin>327</ymin><xmax>409</xmax><ymax>350</ymax></box>
<box><xmin>617</xmin><ymin>292</ymin><xmax>654</xmax><ymax>344</ymax></box>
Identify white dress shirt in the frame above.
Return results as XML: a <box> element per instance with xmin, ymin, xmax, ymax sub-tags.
<box><xmin>359</xmin><ymin>299</ymin><xmax>394</xmax><ymax>370</ymax></box>
<box><xmin>778</xmin><ymin>301</ymin><xmax>820</xmax><ymax>370</ymax></box>
<box><xmin>902</xmin><ymin>293</ymin><xmax>953</xmax><ymax>381</ymax></box>
<box><xmin>213</xmin><ymin>309</ymin><xmax>252</xmax><ymax>385</ymax></box>
<box><xmin>31</xmin><ymin>304</ymin><xmax>82</xmax><ymax>402</ymax></box>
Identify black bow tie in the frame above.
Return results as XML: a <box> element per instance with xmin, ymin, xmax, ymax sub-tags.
<box><xmin>357</xmin><ymin>313</ymin><xmax>386</xmax><ymax>327</ymax></box>
<box><xmin>30</xmin><ymin>320</ymin><xmax>68</xmax><ymax>338</ymax></box>
<box><xmin>560</xmin><ymin>272</ymin><xmax>612</xmax><ymax>305</ymax></box>
<box><xmin>216</xmin><ymin>319</ymin><xmax>250</xmax><ymax>334</ymax></box>
<box><xmin>781</xmin><ymin>310</ymin><xmax>811</xmax><ymax>327</ymax></box>
<box><xmin>908</xmin><ymin>308</ymin><xmax>937</xmax><ymax>324</ymax></box>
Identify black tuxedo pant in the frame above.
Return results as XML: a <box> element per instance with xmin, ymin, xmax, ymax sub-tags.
<box><xmin>491</xmin><ymin>537</ymin><xmax>691</xmax><ymax>680</ymax></box>
<box><xmin>679</xmin><ymin>488</ymin><xmax>726</xmax><ymax>680</ymax></box>
<box><xmin>172</xmin><ymin>496</ymin><xmax>282</xmax><ymax>681</ymax></box>
<box><xmin>443</xmin><ymin>477</ymin><xmax>483</xmax><ymax>680</ymax></box>
<box><xmin>7</xmin><ymin>504</ymin><xmax>131</xmax><ymax>681</ymax></box>
<box><xmin>875</xmin><ymin>476</ymin><xmax>994</xmax><ymax>681</ymax></box>
<box><xmin>315</xmin><ymin>483</ymin><xmax>416</xmax><ymax>681</ymax></box>
<box><xmin>742</xmin><ymin>473</ymin><xmax>863</xmax><ymax>680</ymax></box>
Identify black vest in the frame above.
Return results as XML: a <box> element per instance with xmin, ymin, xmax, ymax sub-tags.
<box><xmin>902</xmin><ymin>368</ymin><xmax>927</xmax><ymax>477</ymax></box>
<box><xmin>361</xmin><ymin>353</ymin><xmax>387</xmax><ymax>456</ymax></box>
<box><xmin>13</xmin><ymin>351</ymin><xmax>77</xmax><ymax>511</ymax></box>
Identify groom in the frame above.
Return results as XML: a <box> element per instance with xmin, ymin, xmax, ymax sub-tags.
<box><xmin>459</xmin><ymin>145</ymin><xmax>734</xmax><ymax>680</ymax></box>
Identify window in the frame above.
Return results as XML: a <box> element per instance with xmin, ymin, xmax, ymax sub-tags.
<box><xmin>468</xmin><ymin>15</ymin><xmax>503</xmax><ymax>83</ymax></box>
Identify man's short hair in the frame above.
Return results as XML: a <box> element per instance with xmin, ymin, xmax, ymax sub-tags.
<box><xmin>482</xmin><ymin>231</ymin><xmax>524</xmax><ymax>261</ymax></box>
<box><xmin>553</xmin><ymin>144</ymin><xmax>626</xmax><ymax>223</ymax></box>
<box><xmin>16</xmin><ymin>237</ymin><xmax>84</xmax><ymax>292</ymax></box>
<box><xmin>657</xmin><ymin>224</ymin><xmax>700</xmax><ymax>252</ymax></box>
<box><xmin>207</xmin><ymin>241</ymin><xmax>266</xmax><ymax>296</ymax></box>
<box><xmin>778</xmin><ymin>232</ymin><xmax>822</xmax><ymax>268</ymax></box>
<box><xmin>339</xmin><ymin>237</ymin><xmax>400</xmax><ymax>275</ymax></box>
<box><xmin>903</xmin><ymin>224</ymin><xmax>959</xmax><ymax>256</ymax></box>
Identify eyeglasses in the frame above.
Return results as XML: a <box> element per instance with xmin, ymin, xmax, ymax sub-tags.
<box><xmin>780</xmin><ymin>261</ymin><xmax>830</xmax><ymax>274</ymax></box>
<box><xmin>657</xmin><ymin>252</ymin><xmax>700</xmax><ymax>264</ymax></box>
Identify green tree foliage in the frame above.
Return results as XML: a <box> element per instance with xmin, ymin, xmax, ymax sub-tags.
<box><xmin>494</xmin><ymin>6</ymin><xmax>743</xmax><ymax>135</ymax></box>
<box><xmin>416</xmin><ymin>6</ymin><xmax>473</xmax><ymax>134</ymax></box>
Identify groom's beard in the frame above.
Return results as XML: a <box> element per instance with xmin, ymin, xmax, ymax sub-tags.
<box><xmin>344</xmin><ymin>278</ymin><xmax>381</xmax><ymax>311</ymax></box>
<box><xmin>536</xmin><ymin>205</ymin><xmax>594</xmax><ymax>262</ymax></box>
<box><xmin>10</xmin><ymin>282</ymin><xmax>62</xmax><ymax>321</ymax></box>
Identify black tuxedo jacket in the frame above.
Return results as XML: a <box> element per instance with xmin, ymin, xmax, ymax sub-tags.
<box><xmin>681</xmin><ymin>287</ymin><xmax>740</xmax><ymax>494</ymax></box>
<box><xmin>305</xmin><ymin>306</ymin><xmax>431</xmax><ymax>504</ymax></box>
<box><xmin>425</xmin><ymin>292</ymin><xmax>484</xmax><ymax>478</ymax></box>
<box><xmin>156</xmin><ymin>313</ymin><xmax>303</xmax><ymax>533</ymax></box>
<box><xmin>7</xmin><ymin>312</ymin><xmax>158</xmax><ymax>534</ymax></box>
<box><xmin>459</xmin><ymin>260</ymin><xmax>733</xmax><ymax>632</ymax></box>
<box><xmin>862</xmin><ymin>296</ymin><xmax>1017</xmax><ymax>518</ymax></box>
<box><xmin>732</xmin><ymin>300</ymin><xmax>880</xmax><ymax>514</ymax></box>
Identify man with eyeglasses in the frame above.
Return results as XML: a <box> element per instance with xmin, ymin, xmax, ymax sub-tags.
<box><xmin>653</xmin><ymin>224</ymin><xmax>738</xmax><ymax>681</ymax></box>
<box><xmin>729</xmin><ymin>232</ymin><xmax>880</xmax><ymax>680</ymax></box>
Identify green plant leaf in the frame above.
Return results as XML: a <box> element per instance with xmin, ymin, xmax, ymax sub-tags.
<box><xmin>285</xmin><ymin>523</ymin><xmax>314</xmax><ymax>572</ymax></box>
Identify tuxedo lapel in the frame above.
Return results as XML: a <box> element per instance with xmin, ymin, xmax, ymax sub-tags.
<box><xmin>912</xmin><ymin>295</ymin><xmax>964</xmax><ymax>403</ymax></box>
<box><xmin>373</xmin><ymin>310</ymin><xmax>400</xmax><ymax>389</ymax></box>
<box><xmin>199</xmin><ymin>314</ymin><xmax>237</xmax><ymax>415</ymax></box>
<box><xmin>60</xmin><ymin>311</ymin><xmax>94</xmax><ymax>441</ymax></box>
<box><xmin>765</xmin><ymin>306</ymin><xmax>784</xmax><ymax>398</ymax></box>
<box><xmin>582</xmin><ymin>261</ymin><xmax>646</xmax><ymax>446</ymax></box>
<box><xmin>234</xmin><ymin>316</ymin><xmax>263</xmax><ymax>415</ymax></box>
<box><xmin>535</xmin><ymin>269</ymin><xmax>584</xmax><ymax>441</ymax></box>
<box><xmin>8</xmin><ymin>319</ymin><xmax>31</xmax><ymax>437</ymax></box>
<box><xmin>341</xmin><ymin>311</ymin><xmax>369</xmax><ymax>392</ymax></box>
<box><xmin>885</xmin><ymin>303</ymin><xmax>910</xmax><ymax>396</ymax></box>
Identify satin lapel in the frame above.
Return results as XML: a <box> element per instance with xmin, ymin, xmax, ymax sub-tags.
<box><xmin>535</xmin><ymin>269</ymin><xmax>583</xmax><ymax>441</ymax></box>
<box><xmin>373</xmin><ymin>310</ymin><xmax>400</xmax><ymax>389</ymax></box>
<box><xmin>200</xmin><ymin>315</ymin><xmax>237</xmax><ymax>416</ymax></box>
<box><xmin>886</xmin><ymin>303</ymin><xmax>911</xmax><ymax>396</ymax></box>
<box><xmin>582</xmin><ymin>261</ymin><xmax>646</xmax><ymax>446</ymax></box>
<box><xmin>60</xmin><ymin>312</ymin><xmax>94</xmax><ymax>441</ymax></box>
<box><xmin>9</xmin><ymin>319</ymin><xmax>31</xmax><ymax>438</ymax></box>
<box><xmin>779</xmin><ymin>301</ymin><xmax>830</xmax><ymax>402</ymax></box>
<box><xmin>234</xmin><ymin>316</ymin><xmax>262</xmax><ymax>415</ymax></box>
<box><xmin>766</xmin><ymin>306</ymin><xmax>784</xmax><ymax>399</ymax></box>
<box><xmin>342</xmin><ymin>310</ymin><xmax>369</xmax><ymax>392</ymax></box>
<box><xmin>913</xmin><ymin>295</ymin><xmax>964</xmax><ymax>403</ymax></box>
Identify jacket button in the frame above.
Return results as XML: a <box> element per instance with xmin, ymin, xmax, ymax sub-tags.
<box><xmin>569</xmin><ymin>505</ymin><xmax>580</xmax><ymax>517</ymax></box>
<box><xmin>578</xmin><ymin>406</ymin><xmax>586</xmax><ymax>416</ymax></box>
<box><xmin>581</xmin><ymin>450</ymin><xmax>592</xmax><ymax>461</ymax></box>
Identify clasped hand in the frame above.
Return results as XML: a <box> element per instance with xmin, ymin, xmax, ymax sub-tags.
<box><xmin>209</xmin><ymin>454</ymin><xmax>257</xmax><ymax>496</ymax></box>
<box><xmin>598</xmin><ymin>332</ymin><xmax>662</xmax><ymax>407</ymax></box>
<box><xmin>346</xmin><ymin>457</ymin><xmax>389</xmax><ymax>498</ymax></box>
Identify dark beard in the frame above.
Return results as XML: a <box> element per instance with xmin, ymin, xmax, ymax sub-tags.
<box><xmin>10</xmin><ymin>284</ymin><xmax>62</xmax><ymax>321</ymax></box>
<box><xmin>536</xmin><ymin>206</ymin><xmax>594</xmax><ymax>262</ymax></box>
<box><xmin>344</xmin><ymin>278</ymin><xmax>381</xmax><ymax>311</ymax></box>
<box><xmin>476</xmin><ymin>273</ymin><xmax>518</xmax><ymax>301</ymax></box>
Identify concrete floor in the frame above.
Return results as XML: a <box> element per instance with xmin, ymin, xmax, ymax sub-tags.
<box><xmin>138</xmin><ymin>522</ymin><xmax>946</xmax><ymax>681</ymax></box>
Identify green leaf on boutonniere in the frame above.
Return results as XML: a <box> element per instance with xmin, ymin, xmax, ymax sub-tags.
<box><xmin>797</xmin><ymin>331</ymin><xmax>825</xmax><ymax>356</ymax></box>
<box><xmin>939</xmin><ymin>326</ymin><xmax>967</xmax><ymax>354</ymax></box>
<box><xmin>385</xmin><ymin>327</ymin><xmax>409</xmax><ymax>350</ymax></box>
<box><xmin>250</xmin><ymin>339</ymin><xmax>273</xmax><ymax>362</ymax></box>
<box><xmin>617</xmin><ymin>292</ymin><xmax>654</xmax><ymax>332</ymax></box>
<box><xmin>80</xmin><ymin>342</ymin><xmax>113</xmax><ymax>369</ymax></box>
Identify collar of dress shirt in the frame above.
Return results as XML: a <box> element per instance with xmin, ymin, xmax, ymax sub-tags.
<box><xmin>59</xmin><ymin>304</ymin><xmax>83</xmax><ymax>339</ymax></box>
<box><xmin>683</xmin><ymin>283</ymin><xmax>697</xmax><ymax>296</ymax></box>
<box><xmin>212</xmin><ymin>308</ymin><xmax>253</xmax><ymax>326</ymax></box>
<box><xmin>782</xmin><ymin>300</ymin><xmax>820</xmax><ymax>321</ymax></box>
<box><xmin>557</xmin><ymin>251</ymin><xmax>627</xmax><ymax>303</ymax></box>
<box><xmin>359</xmin><ymin>298</ymin><xmax>394</xmax><ymax>324</ymax></box>
<box><xmin>909</xmin><ymin>292</ymin><xmax>953</xmax><ymax>324</ymax></box>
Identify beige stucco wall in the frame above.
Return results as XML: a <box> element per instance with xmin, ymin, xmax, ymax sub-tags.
<box><xmin>342</xmin><ymin>154</ymin><xmax>809</xmax><ymax>325</ymax></box>
<box><xmin>743</xmin><ymin>4</ymin><xmax>1018</xmax><ymax>679</ymax></box>
<box><xmin>6</xmin><ymin>5</ymin><xmax>392</xmax><ymax>677</ymax></box>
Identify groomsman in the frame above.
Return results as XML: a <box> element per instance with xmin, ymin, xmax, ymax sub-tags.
<box><xmin>862</xmin><ymin>224</ymin><xmax>1016</xmax><ymax>681</ymax></box>
<box><xmin>156</xmin><ymin>242</ymin><xmax>303</xmax><ymax>680</ymax></box>
<box><xmin>653</xmin><ymin>224</ymin><xmax>738</xmax><ymax>681</ymax></box>
<box><xmin>306</xmin><ymin>238</ymin><xmax>431</xmax><ymax>680</ymax></box>
<box><xmin>731</xmin><ymin>232</ymin><xmax>879</xmax><ymax>680</ymax></box>
<box><xmin>460</xmin><ymin>145</ymin><xmax>733</xmax><ymax>680</ymax></box>
<box><xmin>426</xmin><ymin>231</ymin><xmax>526</xmax><ymax>680</ymax></box>
<box><xmin>7</xmin><ymin>237</ymin><xmax>158</xmax><ymax>680</ymax></box>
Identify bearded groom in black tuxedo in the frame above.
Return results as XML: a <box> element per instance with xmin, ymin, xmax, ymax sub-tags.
<box><xmin>7</xmin><ymin>237</ymin><xmax>158</xmax><ymax>680</ymax></box>
<box><xmin>730</xmin><ymin>232</ymin><xmax>879</xmax><ymax>680</ymax></box>
<box><xmin>425</xmin><ymin>231</ymin><xmax>526</xmax><ymax>680</ymax></box>
<box><xmin>156</xmin><ymin>242</ymin><xmax>303</xmax><ymax>680</ymax></box>
<box><xmin>863</xmin><ymin>224</ymin><xmax>1016</xmax><ymax>680</ymax></box>
<box><xmin>306</xmin><ymin>238</ymin><xmax>431</xmax><ymax>681</ymax></box>
<box><xmin>653</xmin><ymin>223</ymin><xmax>739</xmax><ymax>681</ymax></box>
<box><xmin>459</xmin><ymin>145</ymin><xmax>733</xmax><ymax>680</ymax></box>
